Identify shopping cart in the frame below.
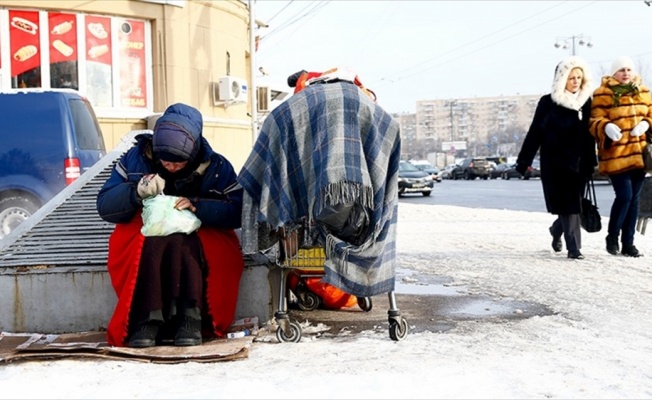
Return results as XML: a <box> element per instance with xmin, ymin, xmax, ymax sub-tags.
<box><xmin>272</xmin><ymin>219</ymin><xmax>409</xmax><ymax>343</ymax></box>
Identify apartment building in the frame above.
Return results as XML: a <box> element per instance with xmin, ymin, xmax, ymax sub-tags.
<box><xmin>399</xmin><ymin>94</ymin><xmax>541</xmax><ymax>161</ymax></box>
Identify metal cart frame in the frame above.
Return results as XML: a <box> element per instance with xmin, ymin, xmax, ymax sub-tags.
<box><xmin>271</xmin><ymin>221</ymin><xmax>409</xmax><ymax>343</ymax></box>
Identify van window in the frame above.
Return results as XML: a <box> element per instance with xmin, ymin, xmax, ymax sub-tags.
<box><xmin>69</xmin><ymin>98</ymin><xmax>105</xmax><ymax>151</ymax></box>
<box><xmin>0</xmin><ymin>94</ymin><xmax>62</xmax><ymax>162</ymax></box>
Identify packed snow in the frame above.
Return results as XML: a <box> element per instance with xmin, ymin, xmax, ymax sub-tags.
<box><xmin>1</xmin><ymin>203</ymin><xmax>651</xmax><ymax>399</ymax></box>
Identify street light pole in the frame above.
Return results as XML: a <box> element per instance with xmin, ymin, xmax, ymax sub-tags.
<box><xmin>554</xmin><ymin>34</ymin><xmax>593</xmax><ymax>56</ymax></box>
<box><xmin>448</xmin><ymin>100</ymin><xmax>457</xmax><ymax>141</ymax></box>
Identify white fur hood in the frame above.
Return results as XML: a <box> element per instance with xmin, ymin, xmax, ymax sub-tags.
<box><xmin>550</xmin><ymin>56</ymin><xmax>593</xmax><ymax>110</ymax></box>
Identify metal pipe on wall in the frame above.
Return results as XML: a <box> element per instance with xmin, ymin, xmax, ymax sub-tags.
<box><xmin>248</xmin><ymin>0</ymin><xmax>258</xmax><ymax>143</ymax></box>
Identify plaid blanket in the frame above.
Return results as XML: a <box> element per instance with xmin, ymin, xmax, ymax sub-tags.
<box><xmin>238</xmin><ymin>82</ymin><xmax>401</xmax><ymax>297</ymax></box>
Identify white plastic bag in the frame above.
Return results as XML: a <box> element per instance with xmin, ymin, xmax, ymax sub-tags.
<box><xmin>141</xmin><ymin>195</ymin><xmax>201</xmax><ymax>237</ymax></box>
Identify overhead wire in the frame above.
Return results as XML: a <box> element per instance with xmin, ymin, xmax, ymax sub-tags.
<box><xmin>381</xmin><ymin>1</ymin><xmax>570</xmax><ymax>80</ymax></box>
<box><xmin>260</xmin><ymin>1</ymin><xmax>330</xmax><ymax>43</ymax></box>
<box><xmin>262</xmin><ymin>0</ymin><xmax>294</xmax><ymax>24</ymax></box>
<box><xmin>376</xmin><ymin>1</ymin><xmax>596</xmax><ymax>87</ymax></box>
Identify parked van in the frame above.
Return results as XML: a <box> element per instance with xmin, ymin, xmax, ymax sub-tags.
<box><xmin>0</xmin><ymin>89</ymin><xmax>106</xmax><ymax>239</ymax></box>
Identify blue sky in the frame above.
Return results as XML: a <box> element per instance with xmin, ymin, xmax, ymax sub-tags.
<box><xmin>253</xmin><ymin>0</ymin><xmax>652</xmax><ymax>113</ymax></box>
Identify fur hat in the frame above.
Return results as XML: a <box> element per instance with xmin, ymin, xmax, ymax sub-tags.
<box><xmin>152</xmin><ymin>103</ymin><xmax>203</xmax><ymax>162</ymax></box>
<box><xmin>611</xmin><ymin>56</ymin><xmax>635</xmax><ymax>76</ymax></box>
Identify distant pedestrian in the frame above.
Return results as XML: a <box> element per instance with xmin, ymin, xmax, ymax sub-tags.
<box><xmin>589</xmin><ymin>56</ymin><xmax>651</xmax><ymax>257</ymax></box>
<box><xmin>516</xmin><ymin>56</ymin><xmax>597</xmax><ymax>259</ymax></box>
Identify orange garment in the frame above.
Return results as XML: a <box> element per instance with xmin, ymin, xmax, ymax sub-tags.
<box><xmin>293</xmin><ymin>67</ymin><xmax>377</xmax><ymax>102</ymax></box>
<box><xmin>105</xmin><ymin>213</ymin><xmax>244</xmax><ymax>346</ymax></box>
<box><xmin>288</xmin><ymin>272</ymin><xmax>357</xmax><ymax>309</ymax></box>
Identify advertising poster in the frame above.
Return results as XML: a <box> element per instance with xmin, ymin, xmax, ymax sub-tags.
<box><xmin>85</xmin><ymin>15</ymin><xmax>113</xmax><ymax>107</ymax></box>
<box><xmin>85</xmin><ymin>15</ymin><xmax>112</xmax><ymax>65</ymax></box>
<box><xmin>48</xmin><ymin>12</ymin><xmax>77</xmax><ymax>65</ymax></box>
<box><xmin>9</xmin><ymin>10</ymin><xmax>40</xmax><ymax>78</ymax></box>
<box><xmin>118</xmin><ymin>19</ymin><xmax>147</xmax><ymax>108</ymax></box>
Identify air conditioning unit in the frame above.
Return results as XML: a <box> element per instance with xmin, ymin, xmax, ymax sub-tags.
<box><xmin>257</xmin><ymin>86</ymin><xmax>271</xmax><ymax>113</ymax></box>
<box><xmin>216</xmin><ymin>76</ymin><xmax>248</xmax><ymax>103</ymax></box>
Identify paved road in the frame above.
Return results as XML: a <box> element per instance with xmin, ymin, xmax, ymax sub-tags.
<box><xmin>399</xmin><ymin>177</ymin><xmax>614</xmax><ymax>217</ymax></box>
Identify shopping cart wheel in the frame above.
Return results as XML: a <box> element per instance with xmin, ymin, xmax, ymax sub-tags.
<box><xmin>389</xmin><ymin>316</ymin><xmax>409</xmax><ymax>341</ymax></box>
<box><xmin>357</xmin><ymin>297</ymin><xmax>373</xmax><ymax>312</ymax></box>
<box><xmin>297</xmin><ymin>291</ymin><xmax>321</xmax><ymax>311</ymax></box>
<box><xmin>276</xmin><ymin>321</ymin><xmax>302</xmax><ymax>343</ymax></box>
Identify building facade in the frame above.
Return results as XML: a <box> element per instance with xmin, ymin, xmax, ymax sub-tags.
<box><xmin>400</xmin><ymin>94</ymin><xmax>541</xmax><ymax>162</ymax></box>
<box><xmin>0</xmin><ymin>0</ymin><xmax>257</xmax><ymax>169</ymax></box>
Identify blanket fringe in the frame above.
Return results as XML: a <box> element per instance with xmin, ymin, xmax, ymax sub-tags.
<box><xmin>322</xmin><ymin>181</ymin><xmax>374</xmax><ymax>210</ymax></box>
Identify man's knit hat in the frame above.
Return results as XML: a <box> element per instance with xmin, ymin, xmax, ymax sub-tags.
<box><xmin>611</xmin><ymin>56</ymin><xmax>635</xmax><ymax>76</ymax></box>
<box><xmin>152</xmin><ymin>103</ymin><xmax>203</xmax><ymax>162</ymax></box>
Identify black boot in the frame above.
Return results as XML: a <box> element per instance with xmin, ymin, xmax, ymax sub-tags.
<box><xmin>606</xmin><ymin>235</ymin><xmax>619</xmax><ymax>255</ymax></box>
<box><xmin>567</xmin><ymin>250</ymin><xmax>584</xmax><ymax>260</ymax></box>
<box><xmin>549</xmin><ymin>227</ymin><xmax>562</xmax><ymax>252</ymax></box>
<box><xmin>621</xmin><ymin>245</ymin><xmax>642</xmax><ymax>257</ymax></box>
<box><xmin>174</xmin><ymin>315</ymin><xmax>202</xmax><ymax>346</ymax></box>
<box><xmin>128</xmin><ymin>320</ymin><xmax>161</xmax><ymax>348</ymax></box>
<box><xmin>155</xmin><ymin>317</ymin><xmax>178</xmax><ymax>346</ymax></box>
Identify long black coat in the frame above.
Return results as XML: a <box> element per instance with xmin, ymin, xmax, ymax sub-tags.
<box><xmin>516</xmin><ymin>94</ymin><xmax>596</xmax><ymax>215</ymax></box>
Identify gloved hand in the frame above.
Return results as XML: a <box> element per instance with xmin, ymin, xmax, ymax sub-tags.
<box><xmin>631</xmin><ymin>120</ymin><xmax>650</xmax><ymax>137</ymax></box>
<box><xmin>515</xmin><ymin>163</ymin><xmax>528</xmax><ymax>176</ymax></box>
<box><xmin>605</xmin><ymin>123</ymin><xmax>622</xmax><ymax>141</ymax></box>
<box><xmin>137</xmin><ymin>174</ymin><xmax>165</xmax><ymax>199</ymax></box>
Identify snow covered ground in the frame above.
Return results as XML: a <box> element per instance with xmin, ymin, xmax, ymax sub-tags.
<box><xmin>1</xmin><ymin>203</ymin><xmax>651</xmax><ymax>399</ymax></box>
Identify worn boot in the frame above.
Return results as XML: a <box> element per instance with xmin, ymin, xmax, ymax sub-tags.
<box><xmin>605</xmin><ymin>235</ymin><xmax>619</xmax><ymax>255</ymax></box>
<box><xmin>567</xmin><ymin>250</ymin><xmax>584</xmax><ymax>260</ymax></box>
<box><xmin>621</xmin><ymin>244</ymin><xmax>642</xmax><ymax>257</ymax></box>
<box><xmin>128</xmin><ymin>320</ymin><xmax>161</xmax><ymax>348</ymax></box>
<box><xmin>155</xmin><ymin>317</ymin><xmax>178</xmax><ymax>346</ymax></box>
<box><xmin>174</xmin><ymin>315</ymin><xmax>202</xmax><ymax>346</ymax></box>
<box><xmin>549</xmin><ymin>227</ymin><xmax>562</xmax><ymax>252</ymax></box>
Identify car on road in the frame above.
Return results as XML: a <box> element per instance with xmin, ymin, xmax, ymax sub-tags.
<box><xmin>488</xmin><ymin>162</ymin><xmax>511</xmax><ymax>179</ymax></box>
<box><xmin>452</xmin><ymin>157</ymin><xmax>490</xmax><ymax>180</ymax></box>
<box><xmin>440</xmin><ymin>163</ymin><xmax>458</xmax><ymax>180</ymax></box>
<box><xmin>398</xmin><ymin>160</ymin><xmax>433</xmax><ymax>197</ymax></box>
<box><xmin>410</xmin><ymin>160</ymin><xmax>442</xmax><ymax>182</ymax></box>
<box><xmin>502</xmin><ymin>160</ymin><xmax>541</xmax><ymax>180</ymax></box>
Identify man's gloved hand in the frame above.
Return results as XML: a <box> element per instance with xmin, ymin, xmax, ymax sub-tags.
<box><xmin>515</xmin><ymin>163</ymin><xmax>528</xmax><ymax>176</ymax></box>
<box><xmin>631</xmin><ymin>120</ymin><xmax>650</xmax><ymax>137</ymax></box>
<box><xmin>605</xmin><ymin>123</ymin><xmax>623</xmax><ymax>141</ymax></box>
<box><xmin>137</xmin><ymin>174</ymin><xmax>165</xmax><ymax>199</ymax></box>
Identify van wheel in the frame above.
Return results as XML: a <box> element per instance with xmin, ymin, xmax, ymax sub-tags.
<box><xmin>0</xmin><ymin>196</ymin><xmax>40</xmax><ymax>240</ymax></box>
<box><xmin>422</xmin><ymin>191</ymin><xmax>431</xmax><ymax>197</ymax></box>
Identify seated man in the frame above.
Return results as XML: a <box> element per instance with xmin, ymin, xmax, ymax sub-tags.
<box><xmin>97</xmin><ymin>103</ymin><xmax>244</xmax><ymax>348</ymax></box>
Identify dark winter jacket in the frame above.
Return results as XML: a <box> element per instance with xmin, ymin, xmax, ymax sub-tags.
<box><xmin>517</xmin><ymin>56</ymin><xmax>597</xmax><ymax>215</ymax></box>
<box><xmin>96</xmin><ymin>133</ymin><xmax>243</xmax><ymax>229</ymax></box>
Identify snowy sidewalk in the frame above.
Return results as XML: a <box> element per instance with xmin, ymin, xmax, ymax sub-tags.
<box><xmin>1</xmin><ymin>204</ymin><xmax>651</xmax><ymax>399</ymax></box>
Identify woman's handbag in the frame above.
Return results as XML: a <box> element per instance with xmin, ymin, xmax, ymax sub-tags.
<box><xmin>580</xmin><ymin>177</ymin><xmax>602</xmax><ymax>233</ymax></box>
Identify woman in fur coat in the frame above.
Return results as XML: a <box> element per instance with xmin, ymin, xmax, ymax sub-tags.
<box><xmin>589</xmin><ymin>56</ymin><xmax>651</xmax><ymax>257</ymax></box>
<box><xmin>516</xmin><ymin>56</ymin><xmax>597</xmax><ymax>260</ymax></box>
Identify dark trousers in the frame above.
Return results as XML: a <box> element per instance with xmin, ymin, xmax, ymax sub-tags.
<box><xmin>551</xmin><ymin>214</ymin><xmax>581</xmax><ymax>252</ymax></box>
<box><xmin>609</xmin><ymin>169</ymin><xmax>646</xmax><ymax>246</ymax></box>
<box><xmin>129</xmin><ymin>233</ymin><xmax>204</xmax><ymax>328</ymax></box>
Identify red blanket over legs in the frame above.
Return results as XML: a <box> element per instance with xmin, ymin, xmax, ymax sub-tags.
<box><xmin>105</xmin><ymin>215</ymin><xmax>244</xmax><ymax>347</ymax></box>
